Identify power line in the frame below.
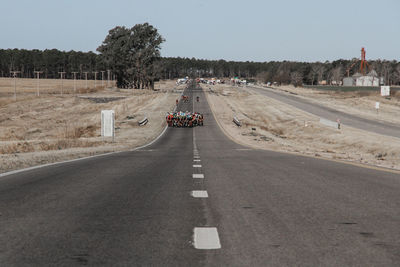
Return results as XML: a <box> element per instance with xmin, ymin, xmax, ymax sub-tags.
<box><xmin>58</xmin><ymin>72</ymin><xmax>66</xmax><ymax>95</ymax></box>
<box><xmin>101</xmin><ymin>71</ymin><xmax>105</xmax><ymax>87</ymax></box>
<box><xmin>83</xmin><ymin>72</ymin><xmax>89</xmax><ymax>89</ymax></box>
<box><xmin>72</xmin><ymin>72</ymin><xmax>79</xmax><ymax>93</ymax></box>
<box><xmin>93</xmin><ymin>71</ymin><xmax>98</xmax><ymax>88</ymax></box>
<box><xmin>107</xmin><ymin>70</ymin><xmax>111</xmax><ymax>88</ymax></box>
<box><xmin>34</xmin><ymin>71</ymin><xmax>43</xmax><ymax>96</ymax></box>
<box><xmin>10</xmin><ymin>71</ymin><xmax>21</xmax><ymax>101</ymax></box>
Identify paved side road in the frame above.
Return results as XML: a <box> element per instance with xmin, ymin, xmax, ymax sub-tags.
<box><xmin>248</xmin><ymin>86</ymin><xmax>400</xmax><ymax>138</ymax></box>
<box><xmin>0</xmin><ymin>83</ymin><xmax>399</xmax><ymax>266</ymax></box>
<box><xmin>195</xmin><ymin>85</ymin><xmax>400</xmax><ymax>266</ymax></box>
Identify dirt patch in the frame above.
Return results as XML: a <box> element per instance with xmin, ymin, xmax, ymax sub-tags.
<box><xmin>78</xmin><ymin>96</ymin><xmax>126</xmax><ymax>103</ymax></box>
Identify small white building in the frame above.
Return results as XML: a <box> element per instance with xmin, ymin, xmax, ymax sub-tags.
<box><xmin>343</xmin><ymin>72</ymin><xmax>362</xmax><ymax>86</ymax></box>
<box><xmin>343</xmin><ymin>70</ymin><xmax>382</xmax><ymax>87</ymax></box>
<box><xmin>343</xmin><ymin>77</ymin><xmax>355</xmax><ymax>86</ymax></box>
<box><xmin>356</xmin><ymin>70</ymin><xmax>380</xmax><ymax>86</ymax></box>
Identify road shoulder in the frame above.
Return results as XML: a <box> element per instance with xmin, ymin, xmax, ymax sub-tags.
<box><xmin>202</xmin><ymin>84</ymin><xmax>400</xmax><ymax>174</ymax></box>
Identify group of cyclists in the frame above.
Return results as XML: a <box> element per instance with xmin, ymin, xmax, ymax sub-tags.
<box><xmin>166</xmin><ymin>111</ymin><xmax>204</xmax><ymax>127</ymax></box>
<box><xmin>182</xmin><ymin>95</ymin><xmax>190</xmax><ymax>102</ymax></box>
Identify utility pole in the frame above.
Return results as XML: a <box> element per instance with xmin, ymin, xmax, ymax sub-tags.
<box><xmin>107</xmin><ymin>69</ymin><xmax>111</xmax><ymax>88</ymax></box>
<box><xmin>10</xmin><ymin>71</ymin><xmax>21</xmax><ymax>101</ymax></box>
<box><xmin>58</xmin><ymin>72</ymin><xmax>66</xmax><ymax>95</ymax></box>
<box><xmin>93</xmin><ymin>71</ymin><xmax>98</xmax><ymax>88</ymax></box>
<box><xmin>101</xmin><ymin>71</ymin><xmax>105</xmax><ymax>87</ymax></box>
<box><xmin>83</xmin><ymin>72</ymin><xmax>88</xmax><ymax>89</ymax></box>
<box><xmin>34</xmin><ymin>71</ymin><xmax>43</xmax><ymax>96</ymax></box>
<box><xmin>72</xmin><ymin>72</ymin><xmax>78</xmax><ymax>93</ymax></box>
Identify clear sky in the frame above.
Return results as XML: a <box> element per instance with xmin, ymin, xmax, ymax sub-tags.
<box><xmin>0</xmin><ymin>0</ymin><xmax>399</xmax><ymax>62</ymax></box>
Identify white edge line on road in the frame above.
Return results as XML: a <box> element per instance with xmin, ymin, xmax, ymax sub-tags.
<box><xmin>193</xmin><ymin>227</ymin><xmax>221</xmax><ymax>249</ymax></box>
<box><xmin>193</xmin><ymin>165</ymin><xmax>202</xmax><ymax>168</ymax></box>
<box><xmin>0</xmin><ymin>124</ymin><xmax>171</xmax><ymax>179</ymax></box>
<box><xmin>131</xmin><ymin>124</ymin><xmax>169</xmax><ymax>151</ymax></box>
<box><xmin>0</xmin><ymin>93</ymin><xmax>186</xmax><ymax>179</ymax></box>
<box><xmin>0</xmin><ymin>151</ymin><xmax>114</xmax><ymax>178</ymax></box>
<box><xmin>193</xmin><ymin>174</ymin><xmax>204</xmax><ymax>179</ymax></box>
<box><xmin>191</xmin><ymin>190</ymin><xmax>208</xmax><ymax>198</ymax></box>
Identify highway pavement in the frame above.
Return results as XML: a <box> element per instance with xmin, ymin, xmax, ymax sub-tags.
<box><xmin>248</xmin><ymin>86</ymin><xmax>400</xmax><ymax>138</ymax></box>
<box><xmin>0</xmin><ymin>83</ymin><xmax>399</xmax><ymax>266</ymax></box>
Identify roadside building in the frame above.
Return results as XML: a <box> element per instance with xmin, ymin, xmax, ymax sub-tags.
<box><xmin>356</xmin><ymin>70</ymin><xmax>380</xmax><ymax>86</ymax></box>
<box><xmin>319</xmin><ymin>80</ymin><xmax>327</xmax><ymax>85</ymax></box>
<box><xmin>343</xmin><ymin>77</ymin><xmax>355</xmax><ymax>86</ymax></box>
<box><xmin>342</xmin><ymin>71</ymin><xmax>382</xmax><ymax>87</ymax></box>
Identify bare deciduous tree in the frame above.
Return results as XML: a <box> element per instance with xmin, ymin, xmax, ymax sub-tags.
<box><xmin>308</xmin><ymin>63</ymin><xmax>324</xmax><ymax>85</ymax></box>
<box><xmin>392</xmin><ymin>65</ymin><xmax>400</xmax><ymax>85</ymax></box>
<box><xmin>382</xmin><ymin>62</ymin><xmax>392</xmax><ymax>85</ymax></box>
<box><xmin>317</xmin><ymin>65</ymin><xmax>325</xmax><ymax>84</ymax></box>
<box><xmin>330</xmin><ymin>66</ymin><xmax>343</xmax><ymax>85</ymax></box>
<box><xmin>290</xmin><ymin>71</ymin><xmax>303</xmax><ymax>87</ymax></box>
<box><xmin>256</xmin><ymin>71</ymin><xmax>272</xmax><ymax>84</ymax></box>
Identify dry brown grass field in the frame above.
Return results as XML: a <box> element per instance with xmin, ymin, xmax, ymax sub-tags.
<box><xmin>204</xmin><ymin>83</ymin><xmax>400</xmax><ymax>171</ymax></box>
<box><xmin>0</xmin><ymin>78</ymin><xmax>180</xmax><ymax>173</ymax></box>
<box><xmin>266</xmin><ymin>84</ymin><xmax>400</xmax><ymax>125</ymax></box>
<box><xmin>0</xmin><ymin>77</ymin><xmax>116</xmax><ymax>99</ymax></box>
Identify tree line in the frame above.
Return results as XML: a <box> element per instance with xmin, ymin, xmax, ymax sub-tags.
<box><xmin>159</xmin><ymin>57</ymin><xmax>400</xmax><ymax>86</ymax></box>
<box><xmin>1</xmin><ymin>23</ymin><xmax>399</xmax><ymax>87</ymax></box>
<box><xmin>0</xmin><ymin>48</ymin><xmax>105</xmax><ymax>80</ymax></box>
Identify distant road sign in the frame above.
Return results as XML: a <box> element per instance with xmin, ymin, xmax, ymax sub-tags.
<box><xmin>380</xmin><ymin>86</ymin><xmax>390</xmax><ymax>96</ymax></box>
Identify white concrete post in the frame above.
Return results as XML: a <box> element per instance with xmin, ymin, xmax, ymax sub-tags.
<box><xmin>101</xmin><ymin>110</ymin><xmax>115</xmax><ymax>142</ymax></box>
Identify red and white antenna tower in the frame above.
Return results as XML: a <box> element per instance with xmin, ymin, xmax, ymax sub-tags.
<box><xmin>360</xmin><ymin>47</ymin><xmax>369</xmax><ymax>75</ymax></box>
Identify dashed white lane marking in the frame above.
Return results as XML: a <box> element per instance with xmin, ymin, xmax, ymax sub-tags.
<box><xmin>193</xmin><ymin>227</ymin><xmax>221</xmax><ymax>249</ymax></box>
<box><xmin>194</xmin><ymin>156</ymin><xmax>200</xmax><ymax>159</ymax></box>
<box><xmin>193</xmin><ymin>159</ymin><xmax>201</xmax><ymax>162</ymax></box>
<box><xmin>193</xmin><ymin>164</ymin><xmax>202</xmax><ymax>168</ymax></box>
<box><xmin>193</xmin><ymin>174</ymin><xmax>204</xmax><ymax>179</ymax></box>
<box><xmin>191</xmin><ymin>190</ymin><xmax>208</xmax><ymax>198</ymax></box>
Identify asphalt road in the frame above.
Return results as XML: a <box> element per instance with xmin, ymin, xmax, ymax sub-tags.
<box><xmin>0</xmin><ymin>83</ymin><xmax>399</xmax><ymax>266</ymax></box>
<box><xmin>248</xmin><ymin>86</ymin><xmax>400</xmax><ymax>138</ymax></box>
